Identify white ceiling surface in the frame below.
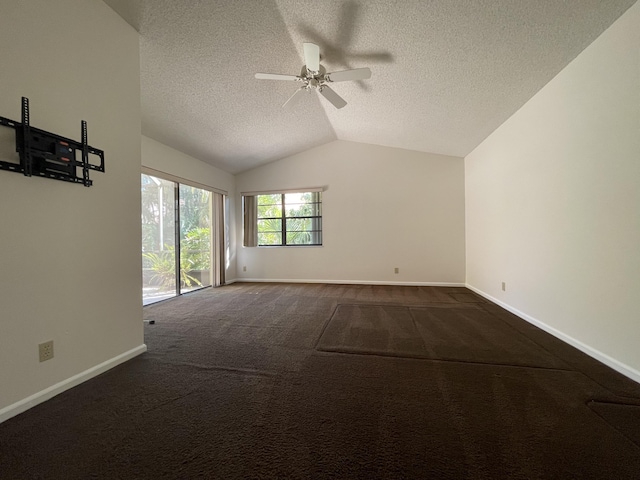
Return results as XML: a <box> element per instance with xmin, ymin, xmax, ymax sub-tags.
<box><xmin>104</xmin><ymin>0</ymin><xmax>637</xmax><ymax>174</ymax></box>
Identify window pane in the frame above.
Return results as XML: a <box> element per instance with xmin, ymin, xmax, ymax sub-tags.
<box><xmin>258</xmin><ymin>203</ymin><xmax>282</xmax><ymax>218</ymax></box>
<box><xmin>258</xmin><ymin>232</ymin><xmax>282</xmax><ymax>245</ymax></box>
<box><xmin>257</xmin><ymin>217</ymin><xmax>282</xmax><ymax>245</ymax></box>
<box><xmin>257</xmin><ymin>194</ymin><xmax>282</xmax><ymax>219</ymax></box>
<box><xmin>257</xmin><ymin>194</ymin><xmax>282</xmax><ymax>206</ymax></box>
<box><xmin>286</xmin><ymin>231</ymin><xmax>311</xmax><ymax>244</ymax></box>
<box><xmin>141</xmin><ymin>174</ymin><xmax>177</xmax><ymax>305</ymax></box>
<box><xmin>286</xmin><ymin>217</ymin><xmax>312</xmax><ymax>231</ymax></box>
<box><xmin>286</xmin><ymin>203</ymin><xmax>322</xmax><ymax>217</ymax></box>
<box><xmin>179</xmin><ymin>184</ymin><xmax>211</xmax><ymax>294</ymax></box>
<box><xmin>285</xmin><ymin>217</ymin><xmax>322</xmax><ymax>245</ymax></box>
<box><xmin>284</xmin><ymin>192</ymin><xmax>321</xmax><ymax>217</ymax></box>
<box><xmin>258</xmin><ymin>193</ymin><xmax>281</xmax><ymax>202</ymax></box>
<box><xmin>257</xmin><ymin>218</ymin><xmax>282</xmax><ymax>232</ymax></box>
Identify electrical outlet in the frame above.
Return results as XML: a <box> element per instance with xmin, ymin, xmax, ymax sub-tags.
<box><xmin>39</xmin><ymin>341</ymin><xmax>54</xmax><ymax>362</ymax></box>
<box><xmin>394</xmin><ymin>267</ymin><xmax>399</xmax><ymax>274</ymax></box>
<box><xmin>502</xmin><ymin>282</ymin><xmax>506</xmax><ymax>291</ymax></box>
<box><xmin>243</xmin><ymin>266</ymin><xmax>247</xmax><ymax>272</ymax></box>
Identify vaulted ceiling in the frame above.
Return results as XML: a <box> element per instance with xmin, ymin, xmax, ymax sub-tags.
<box><xmin>104</xmin><ymin>0</ymin><xmax>637</xmax><ymax>174</ymax></box>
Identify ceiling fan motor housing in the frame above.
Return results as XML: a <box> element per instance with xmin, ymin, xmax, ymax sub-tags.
<box><xmin>301</xmin><ymin>65</ymin><xmax>327</xmax><ymax>88</ymax></box>
<box><xmin>255</xmin><ymin>42</ymin><xmax>371</xmax><ymax>109</ymax></box>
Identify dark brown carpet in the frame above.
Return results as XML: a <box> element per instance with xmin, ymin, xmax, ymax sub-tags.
<box><xmin>588</xmin><ymin>401</ymin><xmax>640</xmax><ymax>447</ymax></box>
<box><xmin>317</xmin><ymin>303</ymin><xmax>569</xmax><ymax>368</ymax></box>
<box><xmin>1</xmin><ymin>283</ymin><xmax>640</xmax><ymax>479</ymax></box>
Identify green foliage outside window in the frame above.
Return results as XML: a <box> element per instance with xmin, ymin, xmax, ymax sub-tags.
<box><xmin>141</xmin><ymin>174</ymin><xmax>212</xmax><ymax>289</ymax></box>
<box><xmin>257</xmin><ymin>192</ymin><xmax>322</xmax><ymax>246</ymax></box>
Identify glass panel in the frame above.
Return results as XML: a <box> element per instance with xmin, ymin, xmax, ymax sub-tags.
<box><xmin>141</xmin><ymin>174</ymin><xmax>177</xmax><ymax>305</ymax></box>
<box><xmin>286</xmin><ymin>231</ymin><xmax>312</xmax><ymax>245</ymax></box>
<box><xmin>257</xmin><ymin>218</ymin><xmax>282</xmax><ymax>231</ymax></box>
<box><xmin>179</xmin><ymin>184</ymin><xmax>212</xmax><ymax>294</ymax></box>
<box><xmin>258</xmin><ymin>232</ymin><xmax>282</xmax><ymax>245</ymax></box>
<box><xmin>286</xmin><ymin>217</ymin><xmax>313</xmax><ymax>231</ymax></box>
<box><xmin>285</xmin><ymin>192</ymin><xmax>322</xmax><ymax>217</ymax></box>
<box><xmin>257</xmin><ymin>218</ymin><xmax>282</xmax><ymax>245</ymax></box>
<box><xmin>257</xmin><ymin>194</ymin><xmax>283</xmax><ymax>218</ymax></box>
<box><xmin>258</xmin><ymin>203</ymin><xmax>282</xmax><ymax>218</ymax></box>
<box><xmin>257</xmin><ymin>193</ymin><xmax>282</xmax><ymax>203</ymax></box>
<box><xmin>286</xmin><ymin>218</ymin><xmax>322</xmax><ymax>245</ymax></box>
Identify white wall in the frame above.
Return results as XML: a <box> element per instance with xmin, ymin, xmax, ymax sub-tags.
<box><xmin>465</xmin><ymin>2</ymin><xmax>640</xmax><ymax>380</ymax></box>
<box><xmin>0</xmin><ymin>0</ymin><xmax>143</xmax><ymax>420</ymax></box>
<box><xmin>141</xmin><ymin>136</ymin><xmax>237</xmax><ymax>280</ymax></box>
<box><xmin>235</xmin><ymin>140</ymin><xmax>465</xmax><ymax>285</ymax></box>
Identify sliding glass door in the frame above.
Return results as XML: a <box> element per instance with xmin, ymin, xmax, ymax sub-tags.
<box><xmin>141</xmin><ymin>175</ymin><xmax>177</xmax><ymax>305</ymax></box>
<box><xmin>179</xmin><ymin>184</ymin><xmax>212</xmax><ymax>294</ymax></box>
<box><xmin>141</xmin><ymin>174</ymin><xmax>215</xmax><ymax>305</ymax></box>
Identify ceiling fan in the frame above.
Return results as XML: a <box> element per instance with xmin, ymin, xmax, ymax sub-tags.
<box><xmin>255</xmin><ymin>42</ymin><xmax>371</xmax><ymax>109</ymax></box>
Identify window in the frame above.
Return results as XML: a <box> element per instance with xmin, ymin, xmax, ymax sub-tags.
<box><xmin>244</xmin><ymin>191</ymin><xmax>322</xmax><ymax>247</ymax></box>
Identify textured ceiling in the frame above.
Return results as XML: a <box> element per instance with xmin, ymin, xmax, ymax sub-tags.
<box><xmin>104</xmin><ymin>0</ymin><xmax>637</xmax><ymax>174</ymax></box>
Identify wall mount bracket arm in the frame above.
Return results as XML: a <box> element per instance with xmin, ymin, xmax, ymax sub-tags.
<box><xmin>0</xmin><ymin>97</ymin><xmax>105</xmax><ymax>187</ymax></box>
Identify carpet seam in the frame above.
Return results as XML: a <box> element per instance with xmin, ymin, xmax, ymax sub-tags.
<box><xmin>313</xmin><ymin>348</ymin><xmax>579</xmax><ymax>372</ymax></box>
<box><xmin>476</xmin><ymin>302</ymin><xmax>575</xmax><ymax>370</ymax></box>
<box><xmin>477</xmin><ymin>302</ymin><xmax>640</xmax><ymax>400</ymax></box>
<box><xmin>313</xmin><ymin>302</ymin><xmax>341</xmax><ymax>350</ymax></box>
<box><xmin>408</xmin><ymin>306</ymin><xmax>431</xmax><ymax>354</ymax></box>
<box><xmin>588</xmin><ymin>399</ymin><xmax>640</xmax><ymax>407</ymax></box>
<box><xmin>586</xmin><ymin>401</ymin><xmax>640</xmax><ymax>450</ymax></box>
<box><xmin>150</xmin><ymin>360</ymin><xmax>278</xmax><ymax>377</ymax></box>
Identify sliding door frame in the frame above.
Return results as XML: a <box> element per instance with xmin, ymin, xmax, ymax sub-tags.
<box><xmin>141</xmin><ymin>167</ymin><xmax>228</xmax><ymax>305</ymax></box>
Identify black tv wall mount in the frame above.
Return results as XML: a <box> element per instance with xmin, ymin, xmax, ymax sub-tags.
<box><xmin>0</xmin><ymin>97</ymin><xmax>104</xmax><ymax>187</ymax></box>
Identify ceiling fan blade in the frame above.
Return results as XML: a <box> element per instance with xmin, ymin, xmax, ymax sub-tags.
<box><xmin>282</xmin><ymin>87</ymin><xmax>310</xmax><ymax>108</ymax></box>
<box><xmin>326</xmin><ymin>67</ymin><xmax>372</xmax><ymax>82</ymax></box>
<box><xmin>319</xmin><ymin>85</ymin><xmax>347</xmax><ymax>109</ymax></box>
<box><xmin>255</xmin><ymin>73</ymin><xmax>300</xmax><ymax>81</ymax></box>
<box><xmin>303</xmin><ymin>43</ymin><xmax>320</xmax><ymax>72</ymax></box>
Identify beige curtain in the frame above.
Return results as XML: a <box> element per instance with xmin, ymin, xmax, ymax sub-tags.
<box><xmin>212</xmin><ymin>193</ymin><xmax>225</xmax><ymax>286</ymax></box>
<box><xmin>243</xmin><ymin>195</ymin><xmax>258</xmax><ymax>247</ymax></box>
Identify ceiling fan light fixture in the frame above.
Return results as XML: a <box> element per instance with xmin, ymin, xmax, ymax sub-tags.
<box><xmin>255</xmin><ymin>42</ymin><xmax>372</xmax><ymax>109</ymax></box>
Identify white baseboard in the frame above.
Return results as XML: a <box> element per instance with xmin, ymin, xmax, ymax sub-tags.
<box><xmin>231</xmin><ymin>278</ymin><xmax>466</xmax><ymax>287</ymax></box>
<box><xmin>0</xmin><ymin>344</ymin><xmax>147</xmax><ymax>424</ymax></box>
<box><xmin>466</xmin><ymin>284</ymin><xmax>640</xmax><ymax>385</ymax></box>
